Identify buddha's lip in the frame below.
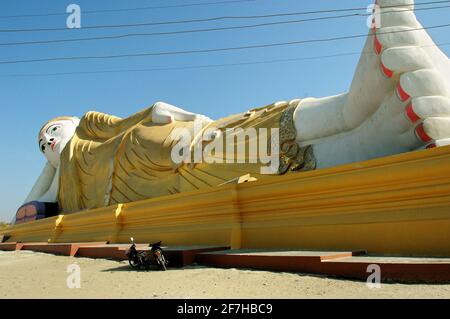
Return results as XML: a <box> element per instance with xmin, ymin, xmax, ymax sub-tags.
<box><xmin>50</xmin><ymin>141</ymin><xmax>58</xmax><ymax>151</ymax></box>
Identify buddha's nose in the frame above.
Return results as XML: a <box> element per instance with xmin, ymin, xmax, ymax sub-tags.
<box><xmin>47</xmin><ymin>138</ymin><xmax>55</xmax><ymax>145</ymax></box>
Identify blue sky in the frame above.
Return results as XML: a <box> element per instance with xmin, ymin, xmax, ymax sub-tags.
<box><xmin>0</xmin><ymin>0</ymin><xmax>449</xmax><ymax>222</ymax></box>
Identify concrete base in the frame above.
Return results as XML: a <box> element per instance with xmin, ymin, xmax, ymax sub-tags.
<box><xmin>322</xmin><ymin>256</ymin><xmax>450</xmax><ymax>282</ymax></box>
<box><xmin>76</xmin><ymin>244</ymin><xmax>229</xmax><ymax>266</ymax></box>
<box><xmin>162</xmin><ymin>246</ymin><xmax>230</xmax><ymax>267</ymax></box>
<box><xmin>195</xmin><ymin>249</ymin><xmax>366</xmax><ymax>273</ymax></box>
<box><xmin>0</xmin><ymin>242</ymin><xmax>24</xmax><ymax>251</ymax></box>
<box><xmin>0</xmin><ymin>242</ymin><xmax>229</xmax><ymax>267</ymax></box>
<box><xmin>195</xmin><ymin>249</ymin><xmax>450</xmax><ymax>282</ymax></box>
<box><xmin>76</xmin><ymin>244</ymin><xmax>148</xmax><ymax>261</ymax></box>
<box><xmin>2</xmin><ymin>243</ymin><xmax>450</xmax><ymax>282</ymax></box>
<box><xmin>21</xmin><ymin>242</ymin><xmax>107</xmax><ymax>256</ymax></box>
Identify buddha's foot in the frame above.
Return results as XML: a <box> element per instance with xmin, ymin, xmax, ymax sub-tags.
<box><xmin>294</xmin><ymin>0</ymin><xmax>450</xmax><ymax>168</ymax></box>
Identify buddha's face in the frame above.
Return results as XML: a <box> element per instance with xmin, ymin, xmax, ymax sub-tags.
<box><xmin>38</xmin><ymin>118</ymin><xmax>80</xmax><ymax>168</ymax></box>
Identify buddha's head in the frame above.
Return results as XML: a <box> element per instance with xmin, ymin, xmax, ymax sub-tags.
<box><xmin>38</xmin><ymin>116</ymin><xmax>80</xmax><ymax>168</ymax></box>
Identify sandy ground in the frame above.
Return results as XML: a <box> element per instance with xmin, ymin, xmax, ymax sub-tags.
<box><xmin>1</xmin><ymin>250</ymin><xmax>450</xmax><ymax>299</ymax></box>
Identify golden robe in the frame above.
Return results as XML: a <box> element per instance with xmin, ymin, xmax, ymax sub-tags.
<box><xmin>58</xmin><ymin>101</ymin><xmax>315</xmax><ymax>213</ymax></box>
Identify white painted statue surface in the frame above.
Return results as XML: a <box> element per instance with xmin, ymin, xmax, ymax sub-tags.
<box><xmin>19</xmin><ymin>0</ymin><xmax>450</xmax><ymax>218</ymax></box>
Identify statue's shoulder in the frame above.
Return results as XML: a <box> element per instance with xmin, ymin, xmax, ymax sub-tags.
<box><xmin>77</xmin><ymin>108</ymin><xmax>154</xmax><ymax>140</ymax></box>
<box><xmin>76</xmin><ymin>111</ymin><xmax>124</xmax><ymax>140</ymax></box>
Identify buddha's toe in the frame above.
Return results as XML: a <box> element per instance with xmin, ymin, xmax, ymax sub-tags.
<box><xmin>374</xmin><ymin>25</ymin><xmax>425</xmax><ymax>54</ymax></box>
<box><xmin>343</xmin><ymin>0</ymin><xmax>423</xmax><ymax>128</ymax></box>
<box><xmin>396</xmin><ymin>69</ymin><xmax>450</xmax><ymax>101</ymax></box>
<box><xmin>380</xmin><ymin>46</ymin><xmax>432</xmax><ymax>77</ymax></box>
<box><xmin>375</xmin><ymin>0</ymin><xmax>417</xmax><ymax>29</ymax></box>
<box><xmin>373</xmin><ymin>0</ymin><xmax>450</xmax><ymax>79</ymax></box>
<box><xmin>371</xmin><ymin>0</ymin><xmax>450</xmax><ymax>150</ymax></box>
<box><xmin>399</xmin><ymin>117</ymin><xmax>450</xmax><ymax>149</ymax></box>
<box><xmin>405</xmin><ymin>97</ymin><xmax>450</xmax><ymax>122</ymax></box>
<box><xmin>394</xmin><ymin>72</ymin><xmax>450</xmax><ymax>149</ymax></box>
<box><xmin>377</xmin><ymin>0</ymin><xmax>414</xmax><ymax>8</ymax></box>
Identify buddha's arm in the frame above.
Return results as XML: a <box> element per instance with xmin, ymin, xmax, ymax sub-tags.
<box><xmin>23</xmin><ymin>162</ymin><xmax>56</xmax><ymax>203</ymax></box>
<box><xmin>37</xmin><ymin>166</ymin><xmax>60</xmax><ymax>203</ymax></box>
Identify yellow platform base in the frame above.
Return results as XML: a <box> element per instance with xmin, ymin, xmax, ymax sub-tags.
<box><xmin>2</xmin><ymin>146</ymin><xmax>450</xmax><ymax>257</ymax></box>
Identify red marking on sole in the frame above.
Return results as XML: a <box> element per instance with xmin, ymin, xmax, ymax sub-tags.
<box><xmin>374</xmin><ymin>34</ymin><xmax>382</xmax><ymax>55</ymax></box>
<box><xmin>405</xmin><ymin>103</ymin><xmax>420</xmax><ymax>123</ymax></box>
<box><xmin>380</xmin><ymin>61</ymin><xmax>393</xmax><ymax>78</ymax></box>
<box><xmin>397</xmin><ymin>82</ymin><xmax>410</xmax><ymax>102</ymax></box>
<box><xmin>415</xmin><ymin>124</ymin><xmax>432</xmax><ymax>143</ymax></box>
<box><xmin>426</xmin><ymin>143</ymin><xmax>437</xmax><ymax>149</ymax></box>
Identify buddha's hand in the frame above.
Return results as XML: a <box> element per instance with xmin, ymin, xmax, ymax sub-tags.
<box><xmin>151</xmin><ymin>101</ymin><xmax>213</xmax><ymax>125</ymax></box>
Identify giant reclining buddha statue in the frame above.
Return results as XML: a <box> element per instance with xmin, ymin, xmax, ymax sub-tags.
<box><xmin>14</xmin><ymin>0</ymin><xmax>450</xmax><ymax>224</ymax></box>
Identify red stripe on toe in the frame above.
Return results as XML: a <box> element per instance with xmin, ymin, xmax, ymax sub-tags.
<box><xmin>380</xmin><ymin>61</ymin><xmax>393</xmax><ymax>78</ymax></box>
<box><xmin>397</xmin><ymin>82</ymin><xmax>410</xmax><ymax>102</ymax></box>
<box><xmin>405</xmin><ymin>103</ymin><xmax>420</xmax><ymax>123</ymax></box>
<box><xmin>415</xmin><ymin>124</ymin><xmax>432</xmax><ymax>143</ymax></box>
<box><xmin>426</xmin><ymin>143</ymin><xmax>437</xmax><ymax>149</ymax></box>
<box><xmin>374</xmin><ymin>35</ymin><xmax>382</xmax><ymax>55</ymax></box>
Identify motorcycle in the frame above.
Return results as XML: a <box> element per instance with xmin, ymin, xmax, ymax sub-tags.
<box><xmin>150</xmin><ymin>241</ymin><xmax>168</xmax><ymax>271</ymax></box>
<box><xmin>125</xmin><ymin>237</ymin><xmax>168</xmax><ymax>271</ymax></box>
<box><xmin>125</xmin><ymin>237</ymin><xmax>145</xmax><ymax>269</ymax></box>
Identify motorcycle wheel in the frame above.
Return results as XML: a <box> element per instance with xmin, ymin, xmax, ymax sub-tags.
<box><xmin>157</xmin><ymin>254</ymin><xmax>167</xmax><ymax>271</ymax></box>
<box><xmin>129</xmin><ymin>257</ymin><xmax>141</xmax><ymax>269</ymax></box>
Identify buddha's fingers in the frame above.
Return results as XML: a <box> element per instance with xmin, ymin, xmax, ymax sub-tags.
<box><xmin>152</xmin><ymin>101</ymin><xmax>199</xmax><ymax>123</ymax></box>
<box><xmin>152</xmin><ymin>101</ymin><xmax>213</xmax><ymax>125</ymax></box>
<box><xmin>152</xmin><ymin>103</ymin><xmax>175</xmax><ymax>124</ymax></box>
